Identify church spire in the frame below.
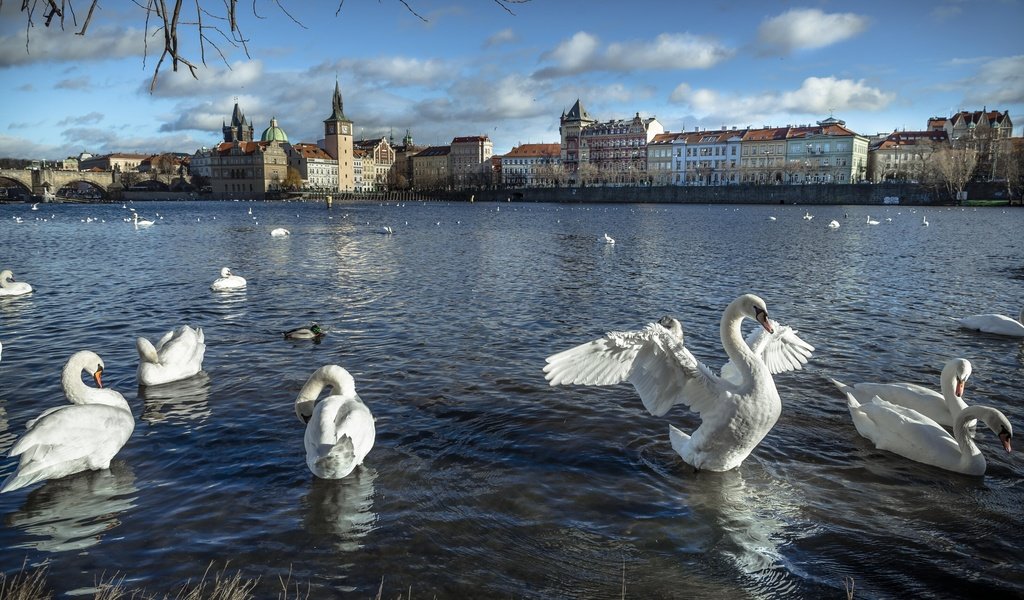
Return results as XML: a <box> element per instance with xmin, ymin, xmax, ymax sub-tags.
<box><xmin>325</xmin><ymin>80</ymin><xmax>349</xmax><ymax>123</ymax></box>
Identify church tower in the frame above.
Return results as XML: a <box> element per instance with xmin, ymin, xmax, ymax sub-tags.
<box><xmin>323</xmin><ymin>81</ymin><xmax>354</xmax><ymax>192</ymax></box>
<box><xmin>222</xmin><ymin>101</ymin><xmax>254</xmax><ymax>143</ymax></box>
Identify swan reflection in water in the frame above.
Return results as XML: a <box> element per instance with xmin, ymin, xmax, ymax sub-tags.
<box><xmin>6</xmin><ymin>460</ymin><xmax>137</xmax><ymax>553</ymax></box>
<box><xmin>303</xmin><ymin>466</ymin><xmax>378</xmax><ymax>552</ymax></box>
<box><xmin>139</xmin><ymin>372</ymin><xmax>212</xmax><ymax>426</ymax></box>
<box><xmin>683</xmin><ymin>466</ymin><xmax>801</xmax><ymax>595</ymax></box>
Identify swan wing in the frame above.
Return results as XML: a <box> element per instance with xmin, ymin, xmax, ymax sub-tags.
<box><xmin>544</xmin><ymin>322</ymin><xmax>726</xmax><ymax>417</ymax></box>
<box><xmin>136</xmin><ymin>337</ymin><xmax>160</xmax><ymax>364</ymax></box>
<box><xmin>720</xmin><ymin>320</ymin><xmax>813</xmax><ymax>384</ymax></box>
<box><xmin>958</xmin><ymin>314</ymin><xmax>1024</xmax><ymax>336</ymax></box>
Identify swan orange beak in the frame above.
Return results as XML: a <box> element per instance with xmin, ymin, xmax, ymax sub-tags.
<box><xmin>93</xmin><ymin>366</ymin><xmax>104</xmax><ymax>389</ymax></box>
<box><xmin>955</xmin><ymin>378</ymin><xmax>965</xmax><ymax>397</ymax></box>
<box><xmin>755</xmin><ymin>308</ymin><xmax>773</xmax><ymax>334</ymax></box>
<box><xmin>999</xmin><ymin>431</ymin><xmax>1012</xmax><ymax>453</ymax></box>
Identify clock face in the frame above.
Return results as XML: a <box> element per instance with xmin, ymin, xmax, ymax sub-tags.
<box><xmin>341</xmin><ymin>125</ymin><xmax>349</xmax><ymax>134</ymax></box>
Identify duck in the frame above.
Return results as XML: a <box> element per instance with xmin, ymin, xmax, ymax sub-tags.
<box><xmin>0</xmin><ymin>269</ymin><xmax>33</xmax><ymax>297</ymax></box>
<box><xmin>956</xmin><ymin>307</ymin><xmax>1024</xmax><ymax>337</ymax></box>
<box><xmin>136</xmin><ymin>325</ymin><xmax>206</xmax><ymax>386</ymax></box>
<box><xmin>211</xmin><ymin>267</ymin><xmax>246</xmax><ymax>291</ymax></box>
<box><xmin>833</xmin><ymin>384</ymin><xmax>1012</xmax><ymax>476</ymax></box>
<box><xmin>830</xmin><ymin>358</ymin><xmax>971</xmax><ymax>429</ymax></box>
<box><xmin>544</xmin><ymin>294</ymin><xmax>810</xmax><ymax>471</ymax></box>
<box><xmin>271</xmin><ymin>228</ymin><xmax>290</xmax><ymax>237</ymax></box>
<box><xmin>294</xmin><ymin>365</ymin><xmax>375</xmax><ymax>479</ymax></box>
<box><xmin>284</xmin><ymin>323</ymin><xmax>325</xmax><ymax>340</ymax></box>
<box><xmin>1</xmin><ymin>351</ymin><xmax>134</xmax><ymax>493</ymax></box>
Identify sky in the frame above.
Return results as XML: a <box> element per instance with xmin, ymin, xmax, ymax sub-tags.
<box><xmin>1</xmin><ymin>0</ymin><xmax>1022</xmax><ymax>161</ymax></box>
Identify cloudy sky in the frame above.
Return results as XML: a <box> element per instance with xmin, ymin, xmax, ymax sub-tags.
<box><xmin>1</xmin><ymin>0</ymin><xmax>1022</xmax><ymax>160</ymax></box>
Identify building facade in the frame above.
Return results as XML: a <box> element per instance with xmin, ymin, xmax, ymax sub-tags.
<box><xmin>500</xmin><ymin>143</ymin><xmax>562</xmax><ymax>187</ymax></box>
<box><xmin>411</xmin><ymin>146</ymin><xmax>451</xmax><ymax>189</ymax></box>
<box><xmin>450</xmin><ymin>136</ymin><xmax>493</xmax><ymax>188</ymax></box>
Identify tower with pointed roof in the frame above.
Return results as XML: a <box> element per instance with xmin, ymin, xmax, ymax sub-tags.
<box><xmin>323</xmin><ymin>81</ymin><xmax>354</xmax><ymax>192</ymax></box>
<box><xmin>223</xmin><ymin>101</ymin><xmax>254</xmax><ymax>143</ymax></box>
<box><xmin>559</xmin><ymin>99</ymin><xmax>596</xmax><ymax>180</ymax></box>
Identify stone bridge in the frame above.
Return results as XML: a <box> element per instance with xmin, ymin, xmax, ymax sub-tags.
<box><xmin>0</xmin><ymin>168</ymin><xmax>118</xmax><ymax>198</ymax></box>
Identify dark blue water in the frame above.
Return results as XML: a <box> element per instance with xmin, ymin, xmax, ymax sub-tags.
<box><xmin>1</xmin><ymin>200</ymin><xmax>1022</xmax><ymax>599</ymax></box>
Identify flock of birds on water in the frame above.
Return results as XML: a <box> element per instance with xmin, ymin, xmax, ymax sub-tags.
<box><xmin>0</xmin><ymin>202</ymin><xmax>1022</xmax><ymax>495</ymax></box>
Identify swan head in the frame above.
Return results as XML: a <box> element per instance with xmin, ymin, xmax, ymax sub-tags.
<box><xmin>657</xmin><ymin>316</ymin><xmax>683</xmax><ymax>341</ymax></box>
<box><xmin>734</xmin><ymin>294</ymin><xmax>773</xmax><ymax>334</ymax></box>
<box><xmin>220</xmin><ymin>267</ymin><xmax>232</xmax><ymax>277</ymax></box>
<box><xmin>295</xmin><ymin>365</ymin><xmax>357</xmax><ymax>424</ymax></box>
<box><xmin>942</xmin><ymin>358</ymin><xmax>972</xmax><ymax>398</ymax></box>
<box><xmin>999</xmin><ymin>426</ymin><xmax>1013</xmax><ymax>453</ymax></box>
<box><xmin>65</xmin><ymin>350</ymin><xmax>105</xmax><ymax>388</ymax></box>
<box><xmin>0</xmin><ymin>269</ymin><xmax>13</xmax><ymax>283</ymax></box>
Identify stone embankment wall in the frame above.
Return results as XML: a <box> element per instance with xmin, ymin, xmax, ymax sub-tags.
<box><xmin>441</xmin><ymin>182</ymin><xmax>1012</xmax><ymax>205</ymax></box>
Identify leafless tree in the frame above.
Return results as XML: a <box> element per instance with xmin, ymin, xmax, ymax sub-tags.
<box><xmin>931</xmin><ymin>146</ymin><xmax>979</xmax><ymax>202</ymax></box>
<box><xmin>6</xmin><ymin>1</ymin><xmax>530</xmax><ymax>91</ymax></box>
<box><xmin>994</xmin><ymin>139</ymin><xmax>1024</xmax><ymax>204</ymax></box>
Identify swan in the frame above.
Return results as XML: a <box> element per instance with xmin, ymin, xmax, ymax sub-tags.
<box><xmin>211</xmin><ymin>267</ymin><xmax>246</xmax><ymax>291</ymax></box>
<box><xmin>294</xmin><ymin>365</ymin><xmax>375</xmax><ymax>479</ymax></box>
<box><xmin>802</xmin><ymin>212</ymin><xmax>813</xmax><ymax>220</ymax></box>
<box><xmin>957</xmin><ymin>307</ymin><xmax>1024</xmax><ymax>337</ymax></box>
<box><xmin>603</xmin><ymin>233</ymin><xmax>615</xmax><ymax>244</ymax></box>
<box><xmin>285</xmin><ymin>323</ymin><xmax>325</xmax><ymax>340</ymax></box>
<box><xmin>827</xmin><ymin>220</ymin><xmax>840</xmax><ymax>229</ymax></box>
<box><xmin>136</xmin><ymin>325</ymin><xmax>206</xmax><ymax>386</ymax></box>
<box><xmin>830</xmin><ymin>359</ymin><xmax>973</xmax><ymax>429</ymax></box>
<box><xmin>544</xmin><ymin>294</ymin><xmax>811</xmax><ymax>471</ymax></box>
<box><xmin>271</xmin><ymin>228</ymin><xmax>290</xmax><ymax>237</ymax></box>
<box><xmin>768</xmin><ymin>216</ymin><xmax>777</xmax><ymax>221</ymax></box>
<box><xmin>922</xmin><ymin>215</ymin><xmax>929</xmax><ymax>227</ymax></box>
<box><xmin>833</xmin><ymin>384</ymin><xmax>1012</xmax><ymax>476</ymax></box>
<box><xmin>132</xmin><ymin>212</ymin><xmax>155</xmax><ymax>228</ymax></box>
<box><xmin>866</xmin><ymin>215</ymin><xmax>880</xmax><ymax>225</ymax></box>
<box><xmin>0</xmin><ymin>269</ymin><xmax>33</xmax><ymax>296</ymax></box>
<box><xmin>1</xmin><ymin>350</ymin><xmax>134</xmax><ymax>493</ymax></box>
<box><xmin>31</xmin><ymin>203</ymin><xmax>38</xmax><ymax>211</ymax></box>
<box><xmin>377</xmin><ymin>226</ymin><xmax>393</xmax><ymax>235</ymax></box>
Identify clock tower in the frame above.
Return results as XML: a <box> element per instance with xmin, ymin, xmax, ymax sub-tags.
<box><xmin>323</xmin><ymin>81</ymin><xmax>354</xmax><ymax>192</ymax></box>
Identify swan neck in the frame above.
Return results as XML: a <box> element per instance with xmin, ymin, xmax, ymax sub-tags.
<box><xmin>939</xmin><ymin>369</ymin><xmax>968</xmax><ymax>417</ymax></box>
<box><xmin>721</xmin><ymin>305</ymin><xmax>756</xmax><ymax>373</ymax></box>
<box><xmin>952</xmin><ymin>407</ymin><xmax>983</xmax><ymax>458</ymax></box>
<box><xmin>61</xmin><ymin>357</ymin><xmax>94</xmax><ymax>405</ymax></box>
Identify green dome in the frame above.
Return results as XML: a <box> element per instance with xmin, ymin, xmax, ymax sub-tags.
<box><xmin>260</xmin><ymin>117</ymin><xmax>289</xmax><ymax>143</ymax></box>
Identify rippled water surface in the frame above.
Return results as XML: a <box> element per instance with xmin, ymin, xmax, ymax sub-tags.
<box><xmin>1</xmin><ymin>200</ymin><xmax>1022</xmax><ymax>599</ymax></box>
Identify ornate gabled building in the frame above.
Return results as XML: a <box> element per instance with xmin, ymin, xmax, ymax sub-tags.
<box><xmin>354</xmin><ymin>137</ymin><xmax>395</xmax><ymax>191</ymax></box>
<box><xmin>194</xmin><ymin>104</ymin><xmax>292</xmax><ymax>199</ymax></box>
<box><xmin>559</xmin><ymin>99</ymin><xmax>596</xmax><ymax>179</ymax></box>
<box><xmin>223</xmin><ymin>103</ymin><xmax>254</xmax><ymax>143</ymax></box>
<box><xmin>390</xmin><ymin>130</ymin><xmax>423</xmax><ymax>190</ymax></box>
<box><xmin>937</xmin><ymin>108</ymin><xmax>1013</xmax><ymax>179</ymax></box>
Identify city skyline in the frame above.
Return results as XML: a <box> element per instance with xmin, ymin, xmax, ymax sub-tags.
<box><xmin>0</xmin><ymin>0</ymin><xmax>1022</xmax><ymax>161</ymax></box>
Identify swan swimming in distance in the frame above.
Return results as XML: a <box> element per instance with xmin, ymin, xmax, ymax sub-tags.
<box><xmin>132</xmin><ymin>212</ymin><xmax>155</xmax><ymax>228</ymax></box>
<box><xmin>827</xmin><ymin>220</ymin><xmax>840</xmax><ymax>229</ymax></box>
<box><xmin>0</xmin><ymin>269</ymin><xmax>33</xmax><ymax>297</ymax></box>
<box><xmin>2</xmin><ymin>351</ymin><xmax>135</xmax><ymax>493</ymax></box>
<box><xmin>956</xmin><ymin>307</ymin><xmax>1024</xmax><ymax>337</ymax></box>
<box><xmin>832</xmin><ymin>382</ymin><xmax>1012</xmax><ymax>476</ymax></box>
<box><xmin>830</xmin><ymin>359</ymin><xmax>973</xmax><ymax>429</ymax></box>
<box><xmin>544</xmin><ymin>294</ymin><xmax>813</xmax><ymax>471</ymax></box>
<box><xmin>211</xmin><ymin>267</ymin><xmax>246</xmax><ymax>291</ymax></box>
<box><xmin>270</xmin><ymin>228</ymin><xmax>290</xmax><ymax>237</ymax></box>
<box><xmin>865</xmin><ymin>215</ymin><xmax>880</xmax><ymax>225</ymax></box>
<box><xmin>922</xmin><ymin>215</ymin><xmax>930</xmax><ymax>226</ymax></box>
<box><xmin>603</xmin><ymin>233</ymin><xmax>615</xmax><ymax>244</ymax></box>
<box><xmin>136</xmin><ymin>325</ymin><xmax>206</xmax><ymax>386</ymax></box>
<box><xmin>295</xmin><ymin>365</ymin><xmax>375</xmax><ymax>479</ymax></box>
<box><xmin>284</xmin><ymin>323</ymin><xmax>325</xmax><ymax>340</ymax></box>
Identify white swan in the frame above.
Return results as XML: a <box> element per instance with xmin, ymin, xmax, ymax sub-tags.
<box><xmin>957</xmin><ymin>307</ymin><xmax>1024</xmax><ymax>337</ymax></box>
<box><xmin>544</xmin><ymin>294</ymin><xmax>811</xmax><ymax>471</ymax></box>
<box><xmin>271</xmin><ymin>228</ymin><xmax>290</xmax><ymax>237</ymax></box>
<box><xmin>377</xmin><ymin>226</ymin><xmax>393</xmax><ymax>235</ymax></box>
<box><xmin>866</xmin><ymin>215</ymin><xmax>880</xmax><ymax>225</ymax></box>
<box><xmin>132</xmin><ymin>212</ymin><xmax>155</xmax><ymax>228</ymax></box>
<box><xmin>768</xmin><ymin>216</ymin><xmax>777</xmax><ymax>221</ymax></box>
<box><xmin>211</xmin><ymin>267</ymin><xmax>246</xmax><ymax>291</ymax></box>
<box><xmin>833</xmin><ymin>384</ymin><xmax>1012</xmax><ymax>476</ymax></box>
<box><xmin>830</xmin><ymin>359</ymin><xmax>971</xmax><ymax>428</ymax></box>
<box><xmin>294</xmin><ymin>365</ymin><xmax>375</xmax><ymax>479</ymax></box>
<box><xmin>1</xmin><ymin>351</ymin><xmax>134</xmax><ymax>493</ymax></box>
<box><xmin>0</xmin><ymin>269</ymin><xmax>33</xmax><ymax>297</ymax></box>
<box><xmin>136</xmin><ymin>325</ymin><xmax>206</xmax><ymax>386</ymax></box>
<box><xmin>827</xmin><ymin>220</ymin><xmax>840</xmax><ymax>229</ymax></box>
<box><xmin>802</xmin><ymin>212</ymin><xmax>813</xmax><ymax>220</ymax></box>
<box><xmin>922</xmin><ymin>215</ymin><xmax>930</xmax><ymax>227</ymax></box>
<box><xmin>603</xmin><ymin>233</ymin><xmax>615</xmax><ymax>244</ymax></box>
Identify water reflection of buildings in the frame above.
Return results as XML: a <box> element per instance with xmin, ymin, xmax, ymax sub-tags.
<box><xmin>6</xmin><ymin>461</ymin><xmax>138</xmax><ymax>553</ymax></box>
<box><xmin>140</xmin><ymin>372</ymin><xmax>212</xmax><ymax>426</ymax></box>
<box><xmin>303</xmin><ymin>466</ymin><xmax>378</xmax><ymax>553</ymax></box>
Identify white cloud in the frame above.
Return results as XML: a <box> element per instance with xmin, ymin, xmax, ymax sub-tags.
<box><xmin>0</xmin><ymin>26</ymin><xmax>146</xmax><ymax>67</ymax></box>
<box><xmin>57</xmin><ymin>112</ymin><xmax>104</xmax><ymax>126</ymax></box>
<box><xmin>146</xmin><ymin>61</ymin><xmax>266</xmax><ymax>97</ymax></box>
<box><xmin>669</xmin><ymin>76</ymin><xmax>893</xmax><ymax>125</ymax></box>
<box><xmin>485</xmin><ymin>28</ymin><xmax>517</xmax><ymax>47</ymax></box>
<box><xmin>757</xmin><ymin>9</ymin><xmax>869</xmax><ymax>55</ymax></box>
<box><xmin>960</xmin><ymin>55</ymin><xmax>1024</xmax><ymax>106</ymax></box>
<box><xmin>537</xmin><ymin>31</ymin><xmax>730</xmax><ymax>78</ymax></box>
<box><xmin>352</xmin><ymin>56</ymin><xmax>452</xmax><ymax>87</ymax></box>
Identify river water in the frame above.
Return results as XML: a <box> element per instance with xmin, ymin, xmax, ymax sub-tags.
<box><xmin>0</xmin><ymin>200</ymin><xmax>1021</xmax><ymax>599</ymax></box>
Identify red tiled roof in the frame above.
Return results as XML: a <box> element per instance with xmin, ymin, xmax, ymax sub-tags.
<box><xmin>503</xmin><ymin>143</ymin><xmax>560</xmax><ymax>158</ymax></box>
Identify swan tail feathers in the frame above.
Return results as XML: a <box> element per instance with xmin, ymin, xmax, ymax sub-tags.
<box><xmin>314</xmin><ymin>435</ymin><xmax>357</xmax><ymax>479</ymax></box>
<box><xmin>828</xmin><ymin>377</ymin><xmax>861</xmax><ymax>408</ymax></box>
<box><xmin>668</xmin><ymin>425</ymin><xmax>694</xmax><ymax>465</ymax></box>
<box><xmin>136</xmin><ymin>337</ymin><xmax>160</xmax><ymax>364</ymax></box>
